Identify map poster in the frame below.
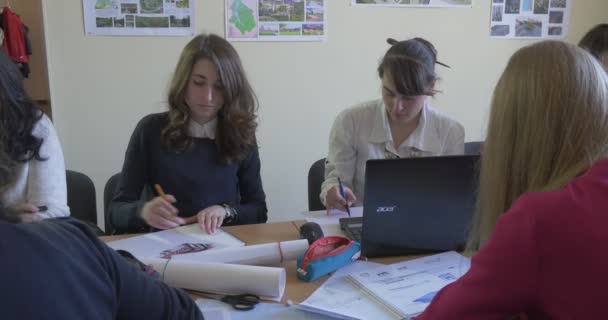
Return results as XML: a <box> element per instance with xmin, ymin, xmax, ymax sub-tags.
<box><xmin>83</xmin><ymin>0</ymin><xmax>195</xmax><ymax>36</ymax></box>
<box><xmin>352</xmin><ymin>0</ymin><xmax>472</xmax><ymax>8</ymax></box>
<box><xmin>490</xmin><ymin>0</ymin><xmax>571</xmax><ymax>39</ymax></box>
<box><xmin>226</xmin><ymin>0</ymin><xmax>326</xmax><ymax>42</ymax></box>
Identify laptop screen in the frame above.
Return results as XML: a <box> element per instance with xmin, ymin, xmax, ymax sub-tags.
<box><xmin>360</xmin><ymin>155</ymin><xmax>479</xmax><ymax>257</ymax></box>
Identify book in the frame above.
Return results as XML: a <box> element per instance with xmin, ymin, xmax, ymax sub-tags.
<box><xmin>107</xmin><ymin>224</ymin><xmax>245</xmax><ymax>259</ymax></box>
<box><xmin>347</xmin><ymin>251</ymin><xmax>470</xmax><ymax>319</ymax></box>
<box><xmin>298</xmin><ymin>260</ymin><xmax>401</xmax><ymax>320</ymax></box>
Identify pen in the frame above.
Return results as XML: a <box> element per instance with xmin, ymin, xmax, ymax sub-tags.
<box><xmin>337</xmin><ymin>178</ymin><xmax>351</xmax><ymax>217</ymax></box>
<box><xmin>154</xmin><ymin>184</ymin><xmax>166</xmax><ymax>197</ymax></box>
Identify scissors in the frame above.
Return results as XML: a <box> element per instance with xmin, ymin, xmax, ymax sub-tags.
<box><xmin>196</xmin><ymin>292</ymin><xmax>260</xmax><ymax>311</ymax></box>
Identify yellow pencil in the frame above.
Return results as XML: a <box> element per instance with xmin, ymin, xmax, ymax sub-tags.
<box><xmin>154</xmin><ymin>184</ymin><xmax>166</xmax><ymax>197</ymax></box>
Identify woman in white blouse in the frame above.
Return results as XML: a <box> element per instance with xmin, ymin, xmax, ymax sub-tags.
<box><xmin>0</xmin><ymin>51</ymin><xmax>69</xmax><ymax>221</ymax></box>
<box><xmin>321</xmin><ymin>38</ymin><xmax>465</xmax><ymax>211</ymax></box>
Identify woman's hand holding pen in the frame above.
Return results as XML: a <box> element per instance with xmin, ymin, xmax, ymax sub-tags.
<box><xmin>325</xmin><ymin>185</ymin><xmax>356</xmax><ymax>213</ymax></box>
<box><xmin>185</xmin><ymin>205</ymin><xmax>226</xmax><ymax>234</ymax></box>
<box><xmin>141</xmin><ymin>195</ymin><xmax>186</xmax><ymax>230</ymax></box>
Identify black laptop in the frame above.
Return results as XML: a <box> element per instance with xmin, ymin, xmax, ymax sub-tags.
<box><xmin>340</xmin><ymin>155</ymin><xmax>479</xmax><ymax>257</ymax></box>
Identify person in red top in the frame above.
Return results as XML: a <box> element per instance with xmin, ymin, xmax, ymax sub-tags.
<box><xmin>417</xmin><ymin>41</ymin><xmax>608</xmax><ymax>319</ymax></box>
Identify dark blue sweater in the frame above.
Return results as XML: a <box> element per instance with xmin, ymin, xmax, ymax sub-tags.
<box><xmin>109</xmin><ymin>113</ymin><xmax>267</xmax><ymax>233</ymax></box>
<box><xmin>0</xmin><ymin>218</ymin><xmax>203</xmax><ymax>320</ymax></box>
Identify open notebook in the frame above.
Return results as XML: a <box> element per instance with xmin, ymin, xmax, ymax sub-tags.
<box><xmin>347</xmin><ymin>251</ymin><xmax>470</xmax><ymax>319</ymax></box>
<box><xmin>107</xmin><ymin>224</ymin><xmax>245</xmax><ymax>259</ymax></box>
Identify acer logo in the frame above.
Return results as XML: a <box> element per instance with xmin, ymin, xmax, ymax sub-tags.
<box><xmin>376</xmin><ymin>206</ymin><xmax>397</xmax><ymax>213</ymax></box>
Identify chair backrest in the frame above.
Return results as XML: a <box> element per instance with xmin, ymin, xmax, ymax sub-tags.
<box><xmin>103</xmin><ymin>172</ymin><xmax>121</xmax><ymax>235</ymax></box>
<box><xmin>307</xmin><ymin>158</ymin><xmax>326</xmax><ymax>211</ymax></box>
<box><xmin>66</xmin><ymin>170</ymin><xmax>102</xmax><ymax>234</ymax></box>
<box><xmin>464</xmin><ymin>141</ymin><xmax>483</xmax><ymax>155</ymax></box>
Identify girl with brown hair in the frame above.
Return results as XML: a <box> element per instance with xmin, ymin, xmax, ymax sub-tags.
<box><xmin>109</xmin><ymin>33</ymin><xmax>267</xmax><ymax>234</ymax></box>
<box><xmin>321</xmin><ymin>37</ymin><xmax>464</xmax><ymax>211</ymax></box>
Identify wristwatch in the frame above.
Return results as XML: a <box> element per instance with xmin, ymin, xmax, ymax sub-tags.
<box><xmin>222</xmin><ymin>203</ymin><xmax>237</xmax><ymax>223</ymax></box>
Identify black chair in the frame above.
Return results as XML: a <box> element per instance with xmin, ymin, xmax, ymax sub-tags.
<box><xmin>307</xmin><ymin>158</ymin><xmax>326</xmax><ymax>211</ymax></box>
<box><xmin>464</xmin><ymin>141</ymin><xmax>483</xmax><ymax>155</ymax></box>
<box><xmin>103</xmin><ymin>172</ymin><xmax>121</xmax><ymax>235</ymax></box>
<box><xmin>66</xmin><ymin>170</ymin><xmax>104</xmax><ymax>235</ymax></box>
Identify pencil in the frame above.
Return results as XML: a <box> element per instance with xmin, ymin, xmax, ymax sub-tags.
<box><xmin>154</xmin><ymin>184</ymin><xmax>166</xmax><ymax>197</ymax></box>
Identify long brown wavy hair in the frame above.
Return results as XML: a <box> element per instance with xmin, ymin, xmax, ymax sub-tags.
<box><xmin>162</xmin><ymin>33</ymin><xmax>258</xmax><ymax>163</ymax></box>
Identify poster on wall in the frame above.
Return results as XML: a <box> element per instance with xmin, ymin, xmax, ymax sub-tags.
<box><xmin>352</xmin><ymin>0</ymin><xmax>472</xmax><ymax>8</ymax></box>
<box><xmin>489</xmin><ymin>0</ymin><xmax>571</xmax><ymax>39</ymax></box>
<box><xmin>226</xmin><ymin>0</ymin><xmax>326</xmax><ymax>42</ymax></box>
<box><xmin>83</xmin><ymin>0</ymin><xmax>195</xmax><ymax>36</ymax></box>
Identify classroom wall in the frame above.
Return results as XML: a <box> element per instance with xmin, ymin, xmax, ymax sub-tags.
<box><xmin>41</xmin><ymin>0</ymin><xmax>608</xmax><ymax>228</ymax></box>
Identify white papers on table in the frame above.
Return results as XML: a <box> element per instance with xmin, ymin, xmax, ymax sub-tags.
<box><xmin>348</xmin><ymin>251</ymin><xmax>470</xmax><ymax>319</ymax></box>
<box><xmin>301</xmin><ymin>207</ymin><xmax>363</xmax><ymax>236</ymax></box>
<box><xmin>298</xmin><ymin>260</ymin><xmax>401</xmax><ymax>320</ymax></box>
<box><xmin>107</xmin><ymin>224</ymin><xmax>245</xmax><ymax>259</ymax></box>
<box><xmin>143</xmin><ymin>258</ymin><xmax>286</xmax><ymax>301</ymax></box>
<box><xmin>171</xmin><ymin>239</ymin><xmax>309</xmax><ymax>266</ymax></box>
<box><xmin>197</xmin><ymin>299</ymin><xmax>336</xmax><ymax>320</ymax></box>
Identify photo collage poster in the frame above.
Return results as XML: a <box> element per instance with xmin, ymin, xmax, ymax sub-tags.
<box><xmin>226</xmin><ymin>0</ymin><xmax>326</xmax><ymax>42</ymax></box>
<box><xmin>352</xmin><ymin>0</ymin><xmax>472</xmax><ymax>8</ymax></box>
<box><xmin>490</xmin><ymin>0</ymin><xmax>571</xmax><ymax>39</ymax></box>
<box><xmin>83</xmin><ymin>0</ymin><xmax>195</xmax><ymax>36</ymax></box>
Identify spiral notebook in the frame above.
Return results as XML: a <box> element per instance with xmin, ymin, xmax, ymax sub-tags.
<box><xmin>347</xmin><ymin>251</ymin><xmax>470</xmax><ymax>319</ymax></box>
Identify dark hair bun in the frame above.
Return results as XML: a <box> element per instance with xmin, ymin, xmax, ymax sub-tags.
<box><xmin>386</xmin><ymin>38</ymin><xmax>399</xmax><ymax>46</ymax></box>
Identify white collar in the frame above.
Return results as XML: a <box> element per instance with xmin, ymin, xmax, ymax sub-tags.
<box><xmin>368</xmin><ymin>100</ymin><xmax>442</xmax><ymax>153</ymax></box>
<box><xmin>188</xmin><ymin>118</ymin><xmax>217</xmax><ymax>139</ymax></box>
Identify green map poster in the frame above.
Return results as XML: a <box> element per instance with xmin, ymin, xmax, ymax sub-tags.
<box><xmin>84</xmin><ymin>0</ymin><xmax>194</xmax><ymax>36</ymax></box>
<box><xmin>226</xmin><ymin>0</ymin><xmax>326</xmax><ymax>42</ymax></box>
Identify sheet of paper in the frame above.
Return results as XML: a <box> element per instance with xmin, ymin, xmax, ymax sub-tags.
<box><xmin>301</xmin><ymin>207</ymin><xmax>363</xmax><ymax>236</ymax></box>
<box><xmin>489</xmin><ymin>0</ymin><xmax>571</xmax><ymax>39</ymax></box>
<box><xmin>197</xmin><ymin>299</ymin><xmax>336</xmax><ymax>320</ymax></box>
<box><xmin>144</xmin><ymin>259</ymin><xmax>286</xmax><ymax>301</ymax></box>
<box><xmin>352</xmin><ymin>0</ymin><xmax>472</xmax><ymax>7</ymax></box>
<box><xmin>107</xmin><ymin>224</ymin><xmax>244</xmax><ymax>259</ymax></box>
<box><xmin>83</xmin><ymin>0</ymin><xmax>195</xmax><ymax>36</ymax></box>
<box><xmin>348</xmin><ymin>251</ymin><xmax>470</xmax><ymax>318</ymax></box>
<box><xmin>225</xmin><ymin>0</ymin><xmax>326</xmax><ymax>42</ymax></box>
<box><xmin>298</xmin><ymin>260</ymin><xmax>401</xmax><ymax>320</ymax></box>
<box><xmin>171</xmin><ymin>239</ymin><xmax>309</xmax><ymax>266</ymax></box>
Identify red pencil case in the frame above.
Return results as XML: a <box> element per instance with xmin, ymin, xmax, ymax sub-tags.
<box><xmin>296</xmin><ymin>236</ymin><xmax>361</xmax><ymax>282</ymax></box>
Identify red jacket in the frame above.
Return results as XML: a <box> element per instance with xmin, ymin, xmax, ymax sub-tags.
<box><xmin>2</xmin><ymin>7</ymin><xmax>28</xmax><ymax>63</ymax></box>
<box><xmin>417</xmin><ymin>159</ymin><xmax>608</xmax><ymax>320</ymax></box>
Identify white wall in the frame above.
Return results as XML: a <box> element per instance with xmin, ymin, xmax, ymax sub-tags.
<box><xmin>42</xmin><ymin>0</ymin><xmax>608</xmax><ymax>228</ymax></box>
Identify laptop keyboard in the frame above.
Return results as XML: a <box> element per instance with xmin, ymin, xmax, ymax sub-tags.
<box><xmin>340</xmin><ymin>217</ymin><xmax>363</xmax><ymax>243</ymax></box>
<box><xmin>348</xmin><ymin>226</ymin><xmax>362</xmax><ymax>243</ymax></box>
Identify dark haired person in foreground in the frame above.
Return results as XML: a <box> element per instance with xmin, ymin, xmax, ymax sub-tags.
<box><xmin>0</xmin><ymin>207</ymin><xmax>203</xmax><ymax>319</ymax></box>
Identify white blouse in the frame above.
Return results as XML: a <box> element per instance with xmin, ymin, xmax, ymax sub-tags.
<box><xmin>320</xmin><ymin>99</ymin><xmax>465</xmax><ymax>207</ymax></box>
<box><xmin>1</xmin><ymin>114</ymin><xmax>70</xmax><ymax>218</ymax></box>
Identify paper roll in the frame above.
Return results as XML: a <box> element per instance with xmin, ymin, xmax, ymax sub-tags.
<box><xmin>142</xmin><ymin>258</ymin><xmax>286</xmax><ymax>301</ymax></box>
<box><xmin>170</xmin><ymin>239</ymin><xmax>309</xmax><ymax>266</ymax></box>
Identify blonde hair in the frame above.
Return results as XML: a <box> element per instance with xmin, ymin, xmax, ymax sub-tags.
<box><xmin>467</xmin><ymin>41</ymin><xmax>608</xmax><ymax>250</ymax></box>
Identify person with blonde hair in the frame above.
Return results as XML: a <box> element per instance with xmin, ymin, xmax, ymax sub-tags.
<box><xmin>417</xmin><ymin>41</ymin><xmax>608</xmax><ymax>319</ymax></box>
<box><xmin>109</xmin><ymin>33</ymin><xmax>267</xmax><ymax>234</ymax></box>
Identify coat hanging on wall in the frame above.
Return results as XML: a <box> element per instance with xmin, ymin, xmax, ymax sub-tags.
<box><xmin>1</xmin><ymin>6</ymin><xmax>32</xmax><ymax>77</ymax></box>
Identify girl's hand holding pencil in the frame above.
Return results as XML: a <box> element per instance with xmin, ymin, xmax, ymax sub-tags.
<box><xmin>139</xmin><ymin>184</ymin><xmax>186</xmax><ymax>230</ymax></box>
